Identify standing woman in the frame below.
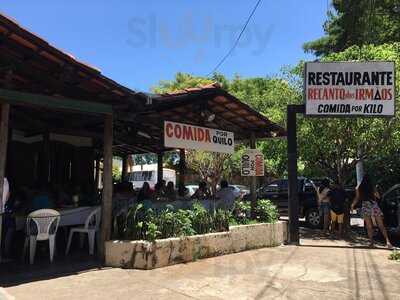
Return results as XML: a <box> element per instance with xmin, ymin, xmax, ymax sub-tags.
<box><xmin>314</xmin><ymin>179</ymin><xmax>331</xmax><ymax>235</ymax></box>
<box><xmin>351</xmin><ymin>175</ymin><xmax>392</xmax><ymax>248</ymax></box>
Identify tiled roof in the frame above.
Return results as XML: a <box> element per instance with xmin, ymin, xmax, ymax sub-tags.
<box><xmin>0</xmin><ymin>13</ymin><xmax>142</xmax><ymax>105</ymax></box>
<box><xmin>159</xmin><ymin>83</ymin><xmax>221</xmax><ymax>97</ymax></box>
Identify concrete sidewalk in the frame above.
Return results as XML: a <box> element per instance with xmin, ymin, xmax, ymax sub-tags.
<box><xmin>3</xmin><ymin>237</ymin><xmax>400</xmax><ymax>300</ymax></box>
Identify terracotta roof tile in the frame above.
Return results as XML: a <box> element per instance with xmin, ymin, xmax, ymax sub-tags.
<box><xmin>159</xmin><ymin>82</ymin><xmax>221</xmax><ymax>97</ymax></box>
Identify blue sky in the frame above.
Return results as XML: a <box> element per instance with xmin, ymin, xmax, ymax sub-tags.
<box><xmin>2</xmin><ymin>1</ymin><xmax>327</xmax><ymax>92</ymax></box>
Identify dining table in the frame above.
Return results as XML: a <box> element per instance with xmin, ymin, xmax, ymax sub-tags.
<box><xmin>15</xmin><ymin>206</ymin><xmax>99</xmax><ymax>231</ymax></box>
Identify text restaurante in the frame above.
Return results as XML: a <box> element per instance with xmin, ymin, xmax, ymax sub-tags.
<box><xmin>308</xmin><ymin>71</ymin><xmax>393</xmax><ymax>86</ymax></box>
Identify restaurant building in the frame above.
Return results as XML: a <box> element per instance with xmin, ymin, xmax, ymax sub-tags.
<box><xmin>0</xmin><ymin>13</ymin><xmax>285</xmax><ymax>263</ymax></box>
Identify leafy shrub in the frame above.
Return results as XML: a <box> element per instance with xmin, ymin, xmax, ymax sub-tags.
<box><xmin>212</xmin><ymin>209</ymin><xmax>230</xmax><ymax>232</ymax></box>
<box><xmin>255</xmin><ymin>199</ymin><xmax>279</xmax><ymax>223</ymax></box>
<box><xmin>174</xmin><ymin>209</ymin><xmax>196</xmax><ymax>236</ymax></box>
<box><xmin>122</xmin><ymin>199</ymin><xmax>278</xmax><ymax>242</ymax></box>
<box><xmin>231</xmin><ymin>199</ymin><xmax>279</xmax><ymax>225</ymax></box>
<box><xmin>232</xmin><ymin>200</ymin><xmax>251</xmax><ymax>224</ymax></box>
<box><xmin>124</xmin><ymin>203</ymin><xmax>229</xmax><ymax>241</ymax></box>
<box><xmin>124</xmin><ymin>203</ymin><xmax>146</xmax><ymax>240</ymax></box>
<box><xmin>157</xmin><ymin>207</ymin><xmax>177</xmax><ymax>238</ymax></box>
<box><xmin>389</xmin><ymin>250</ymin><xmax>400</xmax><ymax>262</ymax></box>
<box><xmin>146</xmin><ymin>222</ymin><xmax>160</xmax><ymax>242</ymax></box>
<box><xmin>190</xmin><ymin>202</ymin><xmax>212</xmax><ymax>234</ymax></box>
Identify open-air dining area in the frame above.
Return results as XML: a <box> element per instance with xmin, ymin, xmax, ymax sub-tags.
<box><xmin>0</xmin><ymin>12</ymin><xmax>286</xmax><ymax>277</ymax></box>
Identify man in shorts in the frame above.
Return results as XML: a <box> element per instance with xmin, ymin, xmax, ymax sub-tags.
<box><xmin>329</xmin><ymin>184</ymin><xmax>346</xmax><ymax>238</ymax></box>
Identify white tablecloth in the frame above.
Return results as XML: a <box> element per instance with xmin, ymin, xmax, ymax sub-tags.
<box><xmin>16</xmin><ymin>206</ymin><xmax>99</xmax><ymax>231</ymax></box>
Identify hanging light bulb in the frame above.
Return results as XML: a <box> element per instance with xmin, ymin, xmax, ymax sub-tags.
<box><xmin>207</xmin><ymin>113</ymin><xmax>216</xmax><ymax>122</ymax></box>
<box><xmin>200</xmin><ymin>110</ymin><xmax>215</xmax><ymax>123</ymax></box>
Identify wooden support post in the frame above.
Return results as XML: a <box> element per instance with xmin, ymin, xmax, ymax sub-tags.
<box><xmin>0</xmin><ymin>103</ymin><xmax>10</xmax><ymax>262</ymax></box>
<box><xmin>0</xmin><ymin>103</ymin><xmax>9</xmax><ymax>205</ymax></box>
<box><xmin>6</xmin><ymin>128</ymin><xmax>12</xmax><ymax>177</ymax></box>
<box><xmin>178</xmin><ymin>149</ymin><xmax>186</xmax><ymax>196</ymax></box>
<box><xmin>250</xmin><ymin>133</ymin><xmax>257</xmax><ymax>218</ymax></box>
<box><xmin>157</xmin><ymin>152</ymin><xmax>163</xmax><ymax>184</ymax></box>
<box><xmin>121</xmin><ymin>155</ymin><xmax>128</xmax><ymax>182</ymax></box>
<box><xmin>99</xmin><ymin>114</ymin><xmax>113</xmax><ymax>260</ymax></box>
<box><xmin>42</xmin><ymin>132</ymin><xmax>50</xmax><ymax>185</ymax></box>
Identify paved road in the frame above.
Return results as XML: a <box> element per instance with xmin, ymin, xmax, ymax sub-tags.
<box><xmin>2</xmin><ymin>235</ymin><xmax>400</xmax><ymax>300</ymax></box>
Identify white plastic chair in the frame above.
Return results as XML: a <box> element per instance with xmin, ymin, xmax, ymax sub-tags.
<box><xmin>66</xmin><ymin>207</ymin><xmax>101</xmax><ymax>255</ymax></box>
<box><xmin>23</xmin><ymin>209</ymin><xmax>60</xmax><ymax>264</ymax></box>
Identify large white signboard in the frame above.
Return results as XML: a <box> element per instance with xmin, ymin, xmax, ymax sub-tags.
<box><xmin>241</xmin><ymin>149</ymin><xmax>264</xmax><ymax>177</ymax></box>
<box><xmin>164</xmin><ymin>121</ymin><xmax>234</xmax><ymax>154</ymax></box>
<box><xmin>305</xmin><ymin>61</ymin><xmax>395</xmax><ymax>117</ymax></box>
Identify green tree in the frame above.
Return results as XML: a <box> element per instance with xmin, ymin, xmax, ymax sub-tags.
<box><xmin>152</xmin><ymin>42</ymin><xmax>400</xmax><ymax>187</ymax></box>
<box><xmin>152</xmin><ymin>72</ymin><xmax>213</xmax><ymax>94</ymax></box>
<box><xmin>132</xmin><ymin>153</ymin><xmax>157</xmax><ymax>165</ymax></box>
<box><xmin>112</xmin><ymin>165</ymin><xmax>122</xmax><ymax>182</ymax></box>
<box><xmin>162</xmin><ymin>150</ymin><xmax>180</xmax><ymax>170</ymax></box>
<box><xmin>226</xmin><ymin>75</ymin><xmax>301</xmax><ymax>178</ymax></box>
<box><xmin>304</xmin><ymin>0</ymin><xmax>400</xmax><ymax>56</ymax></box>
<box><xmin>186</xmin><ymin>150</ymin><xmax>231</xmax><ymax>195</ymax></box>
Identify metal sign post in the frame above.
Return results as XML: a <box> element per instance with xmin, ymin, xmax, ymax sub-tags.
<box><xmin>249</xmin><ymin>133</ymin><xmax>257</xmax><ymax>219</ymax></box>
<box><xmin>287</xmin><ymin>104</ymin><xmax>305</xmax><ymax>245</ymax></box>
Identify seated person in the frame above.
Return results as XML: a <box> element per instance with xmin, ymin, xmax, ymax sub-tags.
<box><xmin>191</xmin><ymin>181</ymin><xmax>211</xmax><ymax>200</ymax></box>
<box><xmin>153</xmin><ymin>182</ymin><xmax>164</xmax><ymax>199</ymax></box>
<box><xmin>165</xmin><ymin>181</ymin><xmax>177</xmax><ymax>201</ymax></box>
<box><xmin>161</xmin><ymin>180</ymin><xmax>167</xmax><ymax>194</ymax></box>
<box><xmin>78</xmin><ymin>184</ymin><xmax>100</xmax><ymax>206</ymax></box>
<box><xmin>178</xmin><ymin>184</ymin><xmax>189</xmax><ymax>198</ymax></box>
<box><xmin>215</xmin><ymin>180</ymin><xmax>236</xmax><ymax>210</ymax></box>
<box><xmin>71</xmin><ymin>185</ymin><xmax>84</xmax><ymax>207</ymax></box>
<box><xmin>14</xmin><ymin>186</ymin><xmax>33</xmax><ymax>214</ymax></box>
<box><xmin>113</xmin><ymin>181</ymin><xmax>136</xmax><ymax>210</ymax></box>
<box><xmin>52</xmin><ymin>183</ymin><xmax>71</xmax><ymax>207</ymax></box>
<box><xmin>120</xmin><ymin>182</ymin><xmax>135</xmax><ymax>197</ymax></box>
<box><xmin>30</xmin><ymin>186</ymin><xmax>55</xmax><ymax>212</ymax></box>
<box><xmin>137</xmin><ymin>182</ymin><xmax>153</xmax><ymax>202</ymax></box>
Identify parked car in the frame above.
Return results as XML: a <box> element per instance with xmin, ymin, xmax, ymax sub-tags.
<box><xmin>230</xmin><ymin>185</ymin><xmax>250</xmax><ymax>195</ymax></box>
<box><xmin>214</xmin><ymin>184</ymin><xmax>250</xmax><ymax>199</ymax></box>
<box><xmin>185</xmin><ymin>185</ymin><xmax>199</xmax><ymax>197</ymax></box>
<box><xmin>252</xmin><ymin>178</ymin><xmax>320</xmax><ymax>228</ymax></box>
<box><xmin>380</xmin><ymin>184</ymin><xmax>400</xmax><ymax>232</ymax></box>
<box><xmin>229</xmin><ymin>185</ymin><xmax>250</xmax><ymax>199</ymax></box>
